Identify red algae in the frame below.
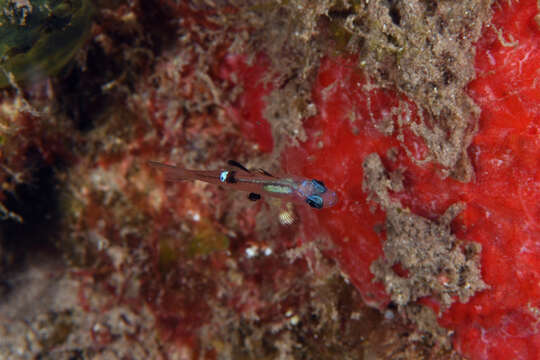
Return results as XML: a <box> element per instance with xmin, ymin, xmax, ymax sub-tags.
<box><xmin>219</xmin><ymin>54</ymin><xmax>274</xmax><ymax>153</ymax></box>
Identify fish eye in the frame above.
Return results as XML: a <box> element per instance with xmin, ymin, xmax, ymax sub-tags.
<box><xmin>220</xmin><ymin>171</ymin><xmax>229</xmax><ymax>182</ymax></box>
<box><xmin>220</xmin><ymin>170</ymin><xmax>237</xmax><ymax>183</ymax></box>
<box><xmin>305</xmin><ymin>194</ymin><xmax>324</xmax><ymax>209</ymax></box>
<box><xmin>311</xmin><ymin>179</ymin><xmax>327</xmax><ymax>194</ymax></box>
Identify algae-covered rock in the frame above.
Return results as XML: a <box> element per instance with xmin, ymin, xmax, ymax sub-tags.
<box><xmin>0</xmin><ymin>0</ymin><xmax>93</xmax><ymax>87</ymax></box>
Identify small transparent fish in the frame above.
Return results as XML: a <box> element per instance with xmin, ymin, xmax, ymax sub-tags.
<box><xmin>148</xmin><ymin>160</ymin><xmax>338</xmax><ymax>209</ymax></box>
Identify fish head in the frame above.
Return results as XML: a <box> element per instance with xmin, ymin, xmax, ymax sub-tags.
<box><xmin>300</xmin><ymin>179</ymin><xmax>338</xmax><ymax>209</ymax></box>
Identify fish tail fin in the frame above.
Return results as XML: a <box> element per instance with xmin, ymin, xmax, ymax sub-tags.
<box><xmin>148</xmin><ymin>161</ymin><xmax>192</xmax><ymax>182</ymax></box>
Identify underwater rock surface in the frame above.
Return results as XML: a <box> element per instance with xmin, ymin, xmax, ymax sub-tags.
<box><xmin>230</xmin><ymin>1</ymin><xmax>540</xmax><ymax>359</ymax></box>
<box><xmin>0</xmin><ymin>0</ymin><xmax>538</xmax><ymax>359</ymax></box>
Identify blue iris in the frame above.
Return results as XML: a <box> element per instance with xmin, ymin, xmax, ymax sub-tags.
<box><xmin>311</xmin><ymin>179</ymin><xmax>327</xmax><ymax>194</ymax></box>
<box><xmin>305</xmin><ymin>195</ymin><xmax>324</xmax><ymax>209</ymax></box>
<box><xmin>220</xmin><ymin>171</ymin><xmax>229</xmax><ymax>182</ymax></box>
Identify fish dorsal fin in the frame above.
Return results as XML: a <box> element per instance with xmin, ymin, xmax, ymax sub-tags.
<box><xmin>227</xmin><ymin>160</ymin><xmax>250</xmax><ymax>173</ymax></box>
<box><xmin>227</xmin><ymin>160</ymin><xmax>275</xmax><ymax>177</ymax></box>
<box><xmin>257</xmin><ymin>168</ymin><xmax>275</xmax><ymax>177</ymax></box>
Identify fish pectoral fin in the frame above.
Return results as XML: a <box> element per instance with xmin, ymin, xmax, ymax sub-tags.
<box><xmin>227</xmin><ymin>160</ymin><xmax>250</xmax><ymax>173</ymax></box>
<box><xmin>248</xmin><ymin>193</ymin><xmax>261</xmax><ymax>201</ymax></box>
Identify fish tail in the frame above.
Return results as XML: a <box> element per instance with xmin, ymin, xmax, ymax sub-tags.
<box><xmin>148</xmin><ymin>161</ymin><xmax>194</xmax><ymax>182</ymax></box>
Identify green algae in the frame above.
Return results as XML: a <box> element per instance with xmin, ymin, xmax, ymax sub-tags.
<box><xmin>0</xmin><ymin>0</ymin><xmax>93</xmax><ymax>87</ymax></box>
<box><xmin>158</xmin><ymin>223</ymin><xmax>229</xmax><ymax>271</ymax></box>
<box><xmin>188</xmin><ymin>223</ymin><xmax>229</xmax><ymax>258</ymax></box>
<box><xmin>158</xmin><ymin>238</ymin><xmax>179</xmax><ymax>273</ymax></box>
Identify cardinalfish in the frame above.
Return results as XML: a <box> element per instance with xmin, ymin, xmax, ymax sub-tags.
<box><xmin>148</xmin><ymin>160</ymin><xmax>337</xmax><ymax>209</ymax></box>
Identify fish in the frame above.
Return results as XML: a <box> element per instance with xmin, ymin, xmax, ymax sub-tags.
<box><xmin>148</xmin><ymin>160</ymin><xmax>338</xmax><ymax>209</ymax></box>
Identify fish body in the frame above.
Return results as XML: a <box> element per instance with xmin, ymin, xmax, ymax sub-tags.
<box><xmin>148</xmin><ymin>161</ymin><xmax>337</xmax><ymax>209</ymax></box>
